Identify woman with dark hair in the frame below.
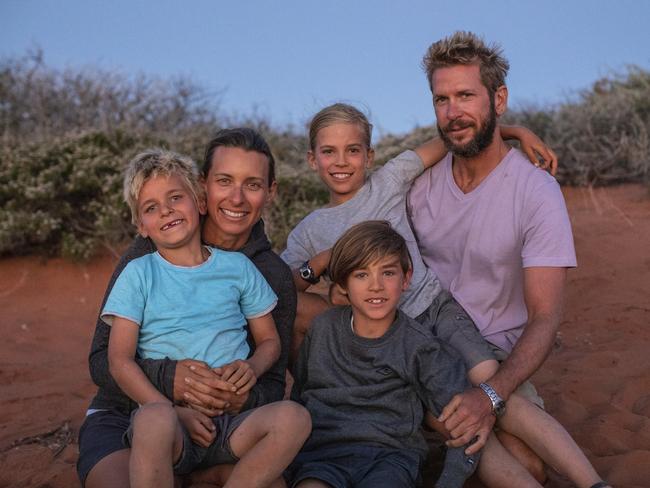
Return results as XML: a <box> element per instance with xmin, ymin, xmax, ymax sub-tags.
<box><xmin>77</xmin><ymin>128</ymin><xmax>297</xmax><ymax>488</ymax></box>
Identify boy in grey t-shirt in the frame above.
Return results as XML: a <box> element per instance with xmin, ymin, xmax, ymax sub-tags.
<box><xmin>288</xmin><ymin>221</ymin><xmax>479</xmax><ymax>488</ymax></box>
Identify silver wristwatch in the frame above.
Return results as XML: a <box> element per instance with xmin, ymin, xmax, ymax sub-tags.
<box><xmin>478</xmin><ymin>382</ymin><xmax>506</xmax><ymax>417</ymax></box>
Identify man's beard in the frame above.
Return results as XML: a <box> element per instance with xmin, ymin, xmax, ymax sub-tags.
<box><xmin>437</xmin><ymin>99</ymin><xmax>497</xmax><ymax>158</ymax></box>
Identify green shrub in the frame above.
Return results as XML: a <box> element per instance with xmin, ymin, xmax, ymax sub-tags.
<box><xmin>0</xmin><ymin>131</ymin><xmax>150</xmax><ymax>258</ymax></box>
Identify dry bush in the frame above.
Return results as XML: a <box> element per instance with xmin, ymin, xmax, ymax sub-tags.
<box><xmin>2</xmin><ymin>53</ymin><xmax>648</xmax><ymax>259</ymax></box>
<box><xmin>0</xmin><ymin>50</ymin><xmax>220</xmax><ymax>151</ymax></box>
<box><xmin>505</xmin><ymin>66</ymin><xmax>650</xmax><ymax>186</ymax></box>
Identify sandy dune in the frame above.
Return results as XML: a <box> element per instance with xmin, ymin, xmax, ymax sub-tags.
<box><xmin>1</xmin><ymin>185</ymin><xmax>648</xmax><ymax>488</ymax></box>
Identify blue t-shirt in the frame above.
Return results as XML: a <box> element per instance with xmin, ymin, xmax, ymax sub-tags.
<box><xmin>102</xmin><ymin>247</ymin><xmax>277</xmax><ymax>368</ymax></box>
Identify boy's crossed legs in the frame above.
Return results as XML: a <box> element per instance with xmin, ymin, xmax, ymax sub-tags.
<box><xmin>129</xmin><ymin>400</ymin><xmax>311</xmax><ymax>488</ymax></box>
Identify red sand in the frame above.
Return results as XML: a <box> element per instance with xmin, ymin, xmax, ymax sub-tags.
<box><xmin>1</xmin><ymin>185</ymin><xmax>649</xmax><ymax>488</ymax></box>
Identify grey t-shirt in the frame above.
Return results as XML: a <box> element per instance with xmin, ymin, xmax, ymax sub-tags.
<box><xmin>281</xmin><ymin>150</ymin><xmax>441</xmax><ymax>318</ymax></box>
<box><xmin>293</xmin><ymin>306</ymin><xmax>472</xmax><ymax>463</ymax></box>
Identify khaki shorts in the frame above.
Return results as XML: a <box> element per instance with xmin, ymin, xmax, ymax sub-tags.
<box><xmin>490</xmin><ymin>344</ymin><xmax>545</xmax><ymax>409</ymax></box>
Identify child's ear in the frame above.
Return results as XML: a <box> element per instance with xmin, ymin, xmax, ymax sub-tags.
<box><xmin>402</xmin><ymin>268</ymin><xmax>413</xmax><ymax>291</ymax></box>
<box><xmin>366</xmin><ymin>148</ymin><xmax>375</xmax><ymax>169</ymax></box>
<box><xmin>137</xmin><ymin>221</ymin><xmax>148</xmax><ymax>239</ymax></box>
<box><xmin>307</xmin><ymin>150</ymin><xmax>318</xmax><ymax>171</ymax></box>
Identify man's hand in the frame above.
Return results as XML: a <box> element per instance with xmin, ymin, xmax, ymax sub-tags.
<box><xmin>175</xmin><ymin>406</ymin><xmax>216</xmax><ymax>448</ymax></box>
<box><xmin>439</xmin><ymin>387</ymin><xmax>496</xmax><ymax>454</ymax></box>
<box><xmin>173</xmin><ymin>359</ymin><xmax>240</xmax><ymax>416</ymax></box>
<box><xmin>214</xmin><ymin>359</ymin><xmax>257</xmax><ymax>395</ymax></box>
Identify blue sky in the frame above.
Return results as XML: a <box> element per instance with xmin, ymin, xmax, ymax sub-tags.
<box><xmin>3</xmin><ymin>0</ymin><xmax>649</xmax><ymax>135</ymax></box>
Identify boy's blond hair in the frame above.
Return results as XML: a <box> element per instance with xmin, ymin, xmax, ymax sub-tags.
<box><xmin>422</xmin><ymin>31</ymin><xmax>509</xmax><ymax>96</ymax></box>
<box><xmin>123</xmin><ymin>148</ymin><xmax>203</xmax><ymax>225</ymax></box>
<box><xmin>308</xmin><ymin>103</ymin><xmax>373</xmax><ymax>150</ymax></box>
<box><xmin>329</xmin><ymin>220</ymin><xmax>411</xmax><ymax>287</ymax></box>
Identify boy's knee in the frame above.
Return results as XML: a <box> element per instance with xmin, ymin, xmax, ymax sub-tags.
<box><xmin>272</xmin><ymin>400</ymin><xmax>312</xmax><ymax>436</ymax></box>
<box><xmin>132</xmin><ymin>402</ymin><xmax>177</xmax><ymax>439</ymax></box>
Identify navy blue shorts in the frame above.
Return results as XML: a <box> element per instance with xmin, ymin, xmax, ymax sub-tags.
<box><xmin>285</xmin><ymin>444</ymin><xmax>421</xmax><ymax>488</ymax></box>
<box><xmin>77</xmin><ymin>409</ymin><xmax>130</xmax><ymax>487</ymax></box>
<box><xmin>77</xmin><ymin>407</ymin><xmax>252</xmax><ymax>485</ymax></box>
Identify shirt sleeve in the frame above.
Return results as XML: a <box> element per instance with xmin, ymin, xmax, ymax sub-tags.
<box><xmin>101</xmin><ymin>261</ymin><xmax>146</xmax><ymax>326</ymax></box>
<box><xmin>280</xmin><ymin>221</ymin><xmax>314</xmax><ymax>269</ymax></box>
<box><xmin>521</xmin><ymin>178</ymin><xmax>577</xmax><ymax>268</ymax></box>
<box><xmin>239</xmin><ymin>255</ymin><xmax>278</xmax><ymax>318</ymax></box>
<box><xmin>410</xmin><ymin>337</ymin><xmax>470</xmax><ymax>416</ymax></box>
<box><xmin>374</xmin><ymin>150</ymin><xmax>425</xmax><ymax>192</ymax></box>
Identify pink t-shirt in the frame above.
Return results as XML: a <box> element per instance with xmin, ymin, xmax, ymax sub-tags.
<box><xmin>407</xmin><ymin>149</ymin><xmax>576</xmax><ymax>352</ymax></box>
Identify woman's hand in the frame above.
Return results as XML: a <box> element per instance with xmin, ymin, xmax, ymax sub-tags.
<box><xmin>173</xmin><ymin>359</ymin><xmax>245</xmax><ymax>416</ymax></box>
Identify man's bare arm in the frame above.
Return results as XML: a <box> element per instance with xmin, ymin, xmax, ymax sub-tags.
<box><xmin>441</xmin><ymin>267</ymin><xmax>568</xmax><ymax>447</ymax></box>
<box><xmin>488</xmin><ymin>267</ymin><xmax>567</xmax><ymax>400</ymax></box>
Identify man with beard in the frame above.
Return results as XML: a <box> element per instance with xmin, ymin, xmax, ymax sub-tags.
<box><xmin>407</xmin><ymin>32</ymin><xmax>583</xmax><ymax>486</ymax></box>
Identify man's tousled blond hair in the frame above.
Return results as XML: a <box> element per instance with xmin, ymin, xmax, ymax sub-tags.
<box><xmin>422</xmin><ymin>31</ymin><xmax>509</xmax><ymax>96</ymax></box>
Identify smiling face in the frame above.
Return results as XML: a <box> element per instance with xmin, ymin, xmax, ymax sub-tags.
<box><xmin>308</xmin><ymin>122</ymin><xmax>374</xmax><ymax>206</ymax></box>
<box><xmin>431</xmin><ymin>63</ymin><xmax>505</xmax><ymax>158</ymax></box>
<box><xmin>136</xmin><ymin>173</ymin><xmax>204</xmax><ymax>253</ymax></box>
<box><xmin>342</xmin><ymin>254</ymin><xmax>412</xmax><ymax>334</ymax></box>
<box><xmin>202</xmin><ymin>146</ymin><xmax>276</xmax><ymax>249</ymax></box>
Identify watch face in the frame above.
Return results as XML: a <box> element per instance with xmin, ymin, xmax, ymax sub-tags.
<box><xmin>299</xmin><ymin>262</ymin><xmax>318</xmax><ymax>284</ymax></box>
<box><xmin>494</xmin><ymin>401</ymin><xmax>506</xmax><ymax>417</ymax></box>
